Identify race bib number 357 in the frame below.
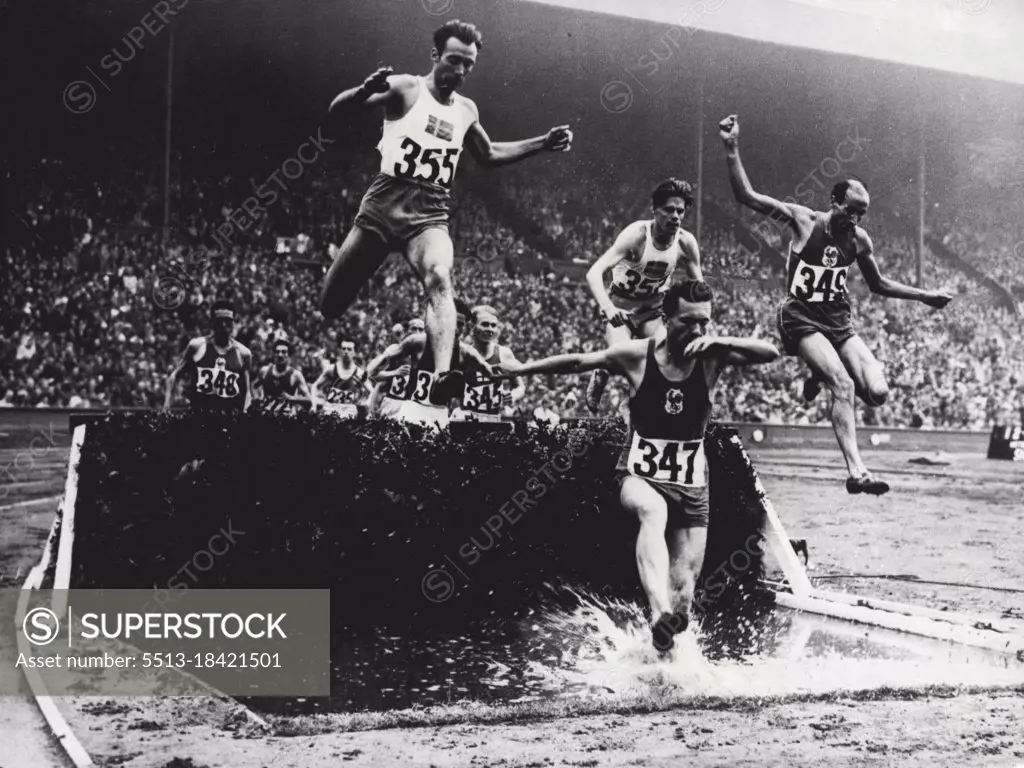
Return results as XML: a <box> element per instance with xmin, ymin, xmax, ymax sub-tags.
<box><xmin>627</xmin><ymin>434</ymin><xmax>706</xmax><ymax>487</ymax></box>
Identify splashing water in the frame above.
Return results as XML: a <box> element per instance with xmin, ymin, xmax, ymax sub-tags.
<box><xmin>255</xmin><ymin>587</ymin><xmax>1024</xmax><ymax>716</ymax></box>
<box><xmin>483</xmin><ymin>588</ymin><xmax>1024</xmax><ymax>705</ymax></box>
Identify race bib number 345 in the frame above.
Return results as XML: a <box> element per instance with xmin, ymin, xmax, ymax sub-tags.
<box><xmin>627</xmin><ymin>434</ymin><xmax>706</xmax><ymax>487</ymax></box>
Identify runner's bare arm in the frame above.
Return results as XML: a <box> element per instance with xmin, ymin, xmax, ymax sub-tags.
<box><xmin>495</xmin><ymin>341</ymin><xmax>643</xmax><ymax>379</ymax></box>
<box><xmin>856</xmin><ymin>234</ymin><xmax>954</xmax><ymax>308</ymax></box>
<box><xmin>371</xmin><ymin>334</ymin><xmax>426</xmax><ymax>380</ymax></box>
<box><xmin>163</xmin><ymin>338</ymin><xmax>199</xmax><ymax>410</ymax></box>
<box><xmin>719</xmin><ymin>115</ymin><xmax>811</xmax><ymax>234</ymax></box>
<box><xmin>587</xmin><ymin>224</ymin><xmax>642</xmax><ymax>322</ymax></box>
<box><xmin>240</xmin><ymin>347</ymin><xmax>253</xmax><ymax>411</ymax></box>
<box><xmin>500</xmin><ymin>347</ymin><xmax>526</xmax><ymax>403</ymax></box>
<box><xmin>252</xmin><ymin>364</ymin><xmax>270</xmax><ymax>400</ymax></box>
<box><xmin>328</xmin><ymin>68</ymin><xmax>410</xmax><ymax>112</ymax></box>
<box><xmin>459</xmin><ymin>342</ymin><xmax>496</xmax><ymax>377</ymax></box>
<box><xmin>677</xmin><ymin>229</ymin><xmax>703</xmax><ymax>280</ymax></box>
<box><xmin>287</xmin><ymin>371</ymin><xmax>313</xmax><ymax>402</ymax></box>
<box><xmin>685</xmin><ymin>336</ymin><xmax>779</xmax><ymax>389</ymax></box>
<box><xmin>464</xmin><ymin>101</ymin><xmax>573</xmax><ymax>167</ymax></box>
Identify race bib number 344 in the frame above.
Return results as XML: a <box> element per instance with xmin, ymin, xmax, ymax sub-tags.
<box><xmin>627</xmin><ymin>434</ymin><xmax>706</xmax><ymax>487</ymax></box>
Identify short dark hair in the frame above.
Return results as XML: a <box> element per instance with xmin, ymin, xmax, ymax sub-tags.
<box><xmin>211</xmin><ymin>299</ymin><xmax>235</xmax><ymax>316</ymax></box>
<box><xmin>652</xmin><ymin>178</ymin><xmax>695</xmax><ymax>209</ymax></box>
<box><xmin>433</xmin><ymin>20</ymin><xmax>482</xmax><ymax>53</ymax></box>
<box><xmin>664</xmin><ymin>280</ymin><xmax>713</xmax><ymax>316</ymax></box>
<box><xmin>831</xmin><ymin>178</ymin><xmax>867</xmax><ymax>205</ymax></box>
<box><xmin>273</xmin><ymin>339</ymin><xmax>291</xmax><ymax>352</ymax></box>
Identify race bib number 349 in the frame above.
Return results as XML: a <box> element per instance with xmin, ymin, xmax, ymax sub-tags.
<box><xmin>789</xmin><ymin>260</ymin><xmax>849</xmax><ymax>303</ymax></box>
<box><xmin>627</xmin><ymin>434</ymin><xmax>706</xmax><ymax>487</ymax></box>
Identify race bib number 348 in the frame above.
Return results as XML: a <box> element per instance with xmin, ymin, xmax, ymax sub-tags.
<box><xmin>627</xmin><ymin>434</ymin><xmax>706</xmax><ymax>487</ymax></box>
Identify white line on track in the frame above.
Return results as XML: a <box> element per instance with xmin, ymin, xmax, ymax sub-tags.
<box><xmin>0</xmin><ymin>494</ymin><xmax>62</xmax><ymax>514</ymax></box>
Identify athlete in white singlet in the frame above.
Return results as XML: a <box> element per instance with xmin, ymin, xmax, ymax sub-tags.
<box><xmin>321</xmin><ymin>19</ymin><xmax>573</xmax><ymax>408</ymax></box>
<box><xmin>584</xmin><ymin>179</ymin><xmax>703</xmax><ymax>412</ymax></box>
<box><xmin>311</xmin><ymin>339</ymin><xmax>374</xmax><ymax>419</ymax></box>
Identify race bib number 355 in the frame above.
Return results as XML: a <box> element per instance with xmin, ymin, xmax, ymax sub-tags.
<box><xmin>789</xmin><ymin>260</ymin><xmax>849</xmax><ymax>303</ymax></box>
<box><xmin>627</xmin><ymin>434</ymin><xmax>706</xmax><ymax>487</ymax></box>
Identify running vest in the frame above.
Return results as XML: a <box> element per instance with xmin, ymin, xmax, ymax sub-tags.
<box><xmin>610</xmin><ymin>222</ymin><xmax>685</xmax><ymax>300</ymax></box>
<box><xmin>399</xmin><ymin>341</ymin><xmax>464</xmax><ymax>406</ymax></box>
<box><xmin>786</xmin><ymin>214</ymin><xmax>857</xmax><ymax>307</ymax></box>
<box><xmin>462</xmin><ymin>347</ymin><xmax>505</xmax><ymax>417</ymax></box>
<box><xmin>617</xmin><ymin>339</ymin><xmax>712</xmax><ymax>487</ymax></box>
<box><xmin>322</xmin><ymin>363</ymin><xmax>368</xmax><ymax>405</ymax></box>
<box><xmin>377</xmin><ymin>77</ymin><xmax>471</xmax><ymax>191</ymax></box>
<box><xmin>188</xmin><ymin>337</ymin><xmax>247</xmax><ymax>410</ymax></box>
<box><xmin>261</xmin><ymin>365</ymin><xmax>301</xmax><ymax>400</ymax></box>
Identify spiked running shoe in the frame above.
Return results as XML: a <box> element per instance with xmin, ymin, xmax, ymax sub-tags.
<box><xmin>651</xmin><ymin>610</ymin><xmax>689</xmax><ymax>653</ymax></box>
<box><xmin>429</xmin><ymin>369</ymin><xmax>465</xmax><ymax>406</ymax></box>
<box><xmin>802</xmin><ymin>376</ymin><xmax>822</xmax><ymax>402</ymax></box>
<box><xmin>846</xmin><ymin>475</ymin><xmax>890</xmax><ymax>496</ymax></box>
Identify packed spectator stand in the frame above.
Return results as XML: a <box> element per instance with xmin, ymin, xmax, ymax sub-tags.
<box><xmin>3</xmin><ymin>144</ymin><xmax>1022</xmax><ymax>431</ymax></box>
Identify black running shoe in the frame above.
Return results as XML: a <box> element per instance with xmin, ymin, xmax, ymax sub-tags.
<box><xmin>846</xmin><ymin>475</ymin><xmax>890</xmax><ymax>496</ymax></box>
<box><xmin>429</xmin><ymin>370</ymin><xmax>465</xmax><ymax>406</ymax></box>
<box><xmin>802</xmin><ymin>376</ymin><xmax>822</xmax><ymax>402</ymax></box>
<box><xmin>651</xmin><ymin>611</ymin><xmax>689</xmax><ymax>653</ymax></box>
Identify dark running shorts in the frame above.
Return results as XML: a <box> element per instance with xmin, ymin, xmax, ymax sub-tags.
<box><xmin>617</xmin><ymin>472</ymin><xmax>710</xmax><ymax>529</ymax></box>
<box><xmin>608</xmin><ymin>288</ymin><xmax>665</xmax><ymax>330</ymax></box>
<box><xmin>354</xmin><ymin>173</ymin><xmax>451</xmax><ymax>249</ymax></box>
<box><xmin>777</xmin><ymin>298</ymin><xmax>855</xmax><ymax>356</ymax></box>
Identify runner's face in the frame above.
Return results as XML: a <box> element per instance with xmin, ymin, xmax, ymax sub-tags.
<box><xmin>666</xmin><ymin>303</ymin><xmax>711</xmax><ymax>350</ymax></box>
<box><xmin>274</xmin><ymin>346</ymin><xmax>289</xmax><ymax>364</ymax></box>
<box><xmin>433</xmin><ymin>38</ymin><xmax>477</xmax><ymax>90</ymax></box>
<box><xmin>653</xmin><ymin>197</ymin><xmax>687</xmax><ymax>236</ymax></box>
<box><xmin>212</xmin><ymin>314</ymin><xmax>234</xmax><ymax>341</ymax></box>
<box><xmin>832</xmin><ymin>187</ymin><xmax>869</xmax><ymax>232</ymax></box>
<box><xmin>474</xmin><ymin>314</ymin><xmax>499</xmax><ymax>342</ymax></box>
<box><xmin>339</xmin><ymin>343</ymin><xmax>355</xmax><ymax>362</ymax></box>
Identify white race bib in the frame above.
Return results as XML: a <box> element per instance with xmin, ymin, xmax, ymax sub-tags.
<box><xmin>626</xmin><ymin>433</ymin><xmax>707</xmax><ymax>487</ymax></box>
<box><xmin>322</xmin><ymin>403</ymin><xmax>358</xmax><ymax>419</ymax></box>
<box><xmin>195</xmin><ymin>366</ymin><xmax>241</xmax><ymax>399</ymax></box>
<box><xmin>788</xmin><ymin>259</ymin><xmax>849</xmax><ymax>303</ymax></box>
<box><xmin>408</xmin><ymin>370</ymin><xmax>436</xmax><ymax>405</ymax></box>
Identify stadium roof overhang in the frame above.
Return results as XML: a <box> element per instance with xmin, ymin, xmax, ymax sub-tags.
<box><xmin>528</xmin><ymin>0</ymin><xmax>1024</xmax><ymax>86</ymax></box>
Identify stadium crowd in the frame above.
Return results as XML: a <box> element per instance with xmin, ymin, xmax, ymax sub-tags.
<box><xmin>3</xmin><ymin>145</ymin><xmax>1022</xmax><ymax>430</ymax></box>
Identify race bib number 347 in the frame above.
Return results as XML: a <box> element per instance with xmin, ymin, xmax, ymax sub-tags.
<box><xmin>627</xmin><ymin>434</ymin><xmax>706</xmax><ymax>487</ymax></box>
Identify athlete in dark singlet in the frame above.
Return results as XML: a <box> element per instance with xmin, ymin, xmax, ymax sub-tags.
<box><xmin>495</xmin><ymin>281</ymin><xmax>778</xmax><ymax>653</ymax></box>
<box><xmin>254</xmin><ymin>338</ymin><xmax>311</xmax><ymax>414</ymax></box>
<box><xmin>367</xmin><ymin>299</ymin><xmax>491</xmax><ymax>428</ymax></box>
<box><xmin>164</xmin><ymin>299</ymin><xmax>253</xmax><ymax>412</ymax></box>
<box><xmin>719</xmin><ymin>115</ymin><xmax>952</xmax><ymax>495</ymax></box>
<box><xmin>452</xmin><ymin>305</ymin><xmax>525</xmax><ymax>423</ymax></box>
<box><xmin>321</xmin><ymin>19</ymin><xmax>573</xmax><ymax>407</ymax></box>
<box><xmin>312</xmin><ymin>338</ymin><xmax>374</xmax><ymax>419</ymax></box>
